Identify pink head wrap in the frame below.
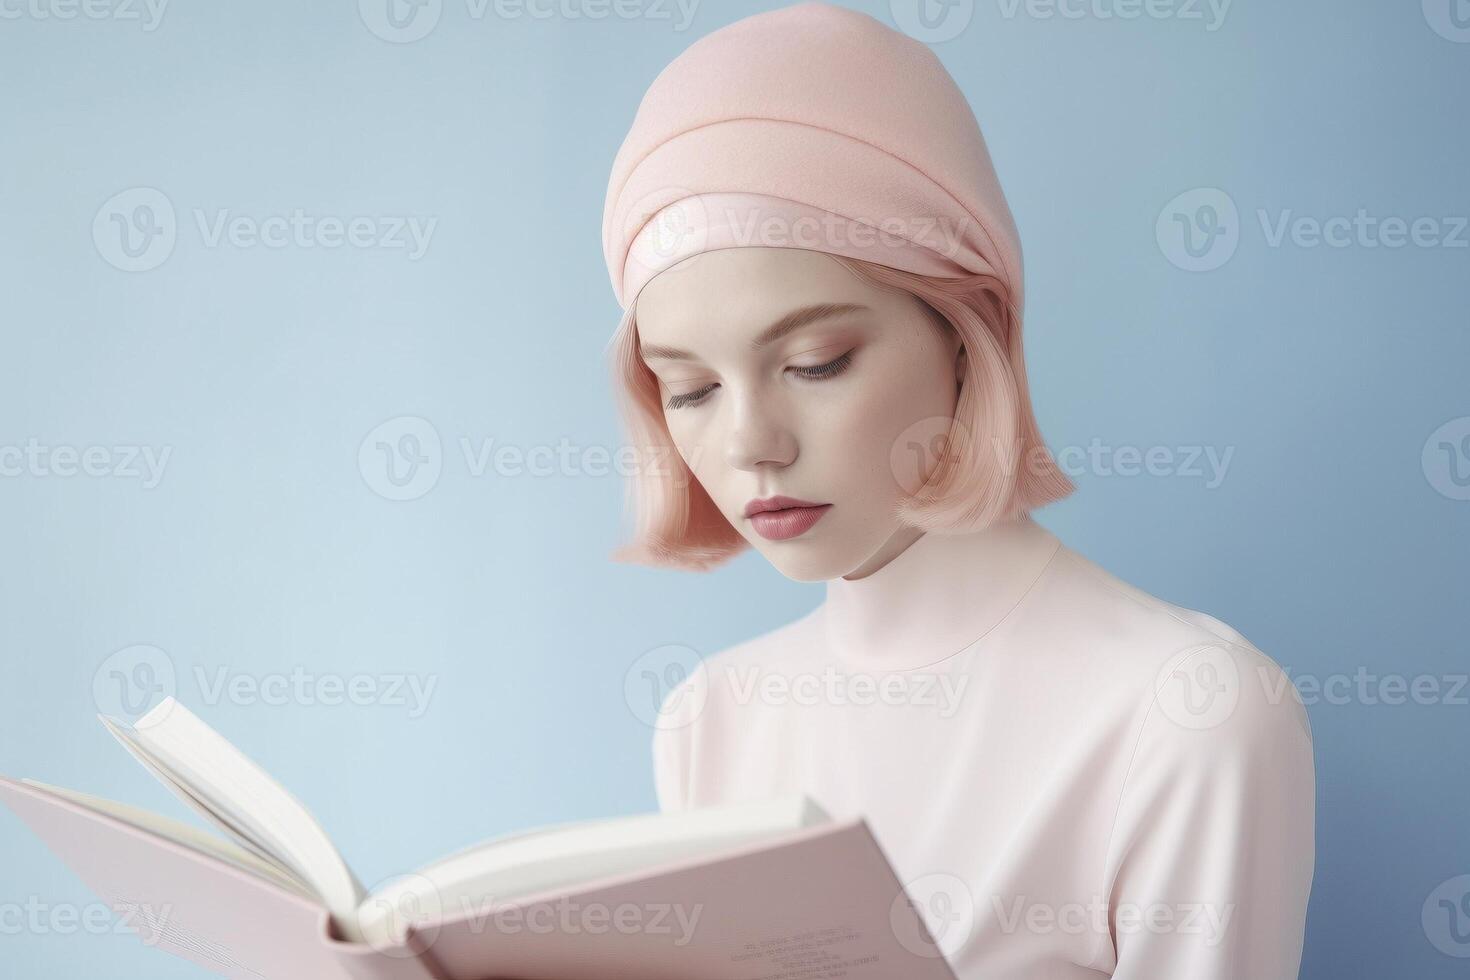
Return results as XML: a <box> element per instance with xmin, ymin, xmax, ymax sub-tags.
<box><xmin>601</xmin><ymin>1</ymin><xmax>1023</xmax><ymax>314</ymax></box>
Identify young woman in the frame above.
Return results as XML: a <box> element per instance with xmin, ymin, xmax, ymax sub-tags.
<box><xmin>600</xmin><ymin>4</ymin><xmax>1314</xmax><ymax>978</ymax></box>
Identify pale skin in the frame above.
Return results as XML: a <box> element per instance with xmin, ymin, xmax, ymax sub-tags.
<box><xmin>633</xmin><ymin>246</ymin><xmax>968</xmax><ymax>583</ymax></box>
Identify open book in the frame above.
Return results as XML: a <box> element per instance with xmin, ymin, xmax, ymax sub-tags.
<box><xmin>0</xmin><ymin>698</ymin><xmax>958</xmax><ymax>979</ymax></box>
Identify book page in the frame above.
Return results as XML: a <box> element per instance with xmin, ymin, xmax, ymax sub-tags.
<box><xmin>19</xmin><ymin>779</ymin><xmax>315</xmax><ymax>899</ymax></box>
<box><xmin>101</xmin><ymin>698</ymin><xmax>367</xmax><ymax>942</ymax></box>
<box><xmin>359</xmin><ymin>795</ymin><xmax>828</xmax><ymax>943</ymax></box>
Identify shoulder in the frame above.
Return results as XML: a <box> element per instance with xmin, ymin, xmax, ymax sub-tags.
<box><xmin>653</xmin><ymin>605</ymin><xmax>822</xmax><ymax>729</ymax></box>
<box><xmin>649</xmin><ymin>607</ymin><xmax>823</xmax><ymax>810</ymax></box>
<box><xmin>1029</xmin><ymin>543</ymin><xmax>1313</xmax><ymax>758</ymax></box>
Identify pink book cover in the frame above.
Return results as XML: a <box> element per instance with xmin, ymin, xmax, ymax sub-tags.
<box><xmin>0</xmin><ymin>774</ymin><xmax>958</xmax><ymax>980</ymax></box>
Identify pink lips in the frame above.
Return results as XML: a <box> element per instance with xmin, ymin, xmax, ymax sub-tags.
<box><xmin>744</xmin><ymin>495</ymin><xmax>833</xmax><ymax>541</ymax></box>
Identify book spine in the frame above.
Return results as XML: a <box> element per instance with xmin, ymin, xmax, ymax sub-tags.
<box><xmin>321</xmin><ymin>913</ymin><xmax>453</xmax><ymax>980</ymax></box>
<box><xmin>329</xmin><ymin>943</ymin><xmax>452</xmax><ymax>980</ymax></box>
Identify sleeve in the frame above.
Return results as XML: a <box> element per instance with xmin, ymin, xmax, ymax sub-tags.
<box><xmin>650</xmin><ymin>670</ymin><xmax>703</xmax><ymax>813</ymax></box>
<box><xmin>1100</xmin><ymin>640</ymin><xmax>1316</xmax><ymax>979</ymax></box>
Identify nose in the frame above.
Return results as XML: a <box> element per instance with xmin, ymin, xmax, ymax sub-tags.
<box><xmin>724</xmin><ymin>388</ymin><xmax>797</xmax><ymax>472</ymax></box>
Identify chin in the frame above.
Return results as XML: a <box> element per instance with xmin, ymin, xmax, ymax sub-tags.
<box><xmin>747</xmin><ymin>531</ymin><xmax>873</xmax><ymax>584</ymax></box>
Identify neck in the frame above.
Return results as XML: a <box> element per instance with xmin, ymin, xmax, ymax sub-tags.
<box><xmin>821</xmin><ymin>515</ymin><xmax>1061</xmax><ymax>671</ymax></box>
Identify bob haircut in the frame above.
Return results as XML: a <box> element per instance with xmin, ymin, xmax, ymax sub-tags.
<box><xmin>604</xmin><ymin>254</ymin><xmax>1075</xmax><ymax>571</ymax></box>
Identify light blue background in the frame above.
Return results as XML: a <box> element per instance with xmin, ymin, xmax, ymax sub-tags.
<box><xmin>2</xmin><ymin>1</ymin><xmax>1467</xmax><ymax>977</ymax></box>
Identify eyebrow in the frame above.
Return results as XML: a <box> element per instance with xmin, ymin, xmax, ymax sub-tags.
<box><xmin>638</xmin><ymin>302</ymin><xmax>870</xmax><ymax>362</ymax></box>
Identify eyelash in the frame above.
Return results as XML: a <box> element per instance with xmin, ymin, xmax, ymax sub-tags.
<box><xmin>665</xmin><ymin>350</ymin><xmax>855</xmax><ymax>410</ymax></box>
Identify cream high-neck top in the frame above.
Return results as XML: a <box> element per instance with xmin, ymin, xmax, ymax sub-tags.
<box><xmin>652</xmin><ymin>515</ymin><xmax>1315</xmax><ymax>979</ymax></box>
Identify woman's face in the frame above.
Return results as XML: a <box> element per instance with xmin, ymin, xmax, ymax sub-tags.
<box><xmin>634</xmin><ymin>247</ymin><xmax>966</xmax><ymax>582</ymax></box>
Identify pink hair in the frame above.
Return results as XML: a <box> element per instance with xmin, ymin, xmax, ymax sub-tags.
<box><xmin>604</xmin><ymin>255</ymin><xmax>1075</xmax><ymax>571</ymax></box>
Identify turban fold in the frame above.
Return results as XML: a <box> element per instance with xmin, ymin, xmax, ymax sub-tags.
<box><xmin>601</xmin><ymin>1</ymin><xmax>1024</xmax><ymax>315</ymax></box>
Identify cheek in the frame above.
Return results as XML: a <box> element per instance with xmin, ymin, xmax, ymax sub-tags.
<box><xmin>662</xmin><ymin>410</ymin><xmax>727</xmax><ymax>482</ymax></box>
<box><xmin>661</xmin><ymin>413</ymin><xmax>702</xmax><ymax>465</ymax></box>
<box><xmin>805</xmin><ymin>355</ymin><xmax>960</xmax><ymax>491</ymax></box>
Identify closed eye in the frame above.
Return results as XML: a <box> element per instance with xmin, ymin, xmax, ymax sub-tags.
<box><xmin>666</xmin><ymin>383</ymin><xmax>717</xmax><ymax>411</ymax></box>
<box><xmin>664</xmin><ymin>350</ymin><xmax>856</xmax><ymax>411</ymax></box>
<box><xmin>792</xmin><ymin>350</ymin><xmax>854</xmax><ymax>380</ymax></box>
